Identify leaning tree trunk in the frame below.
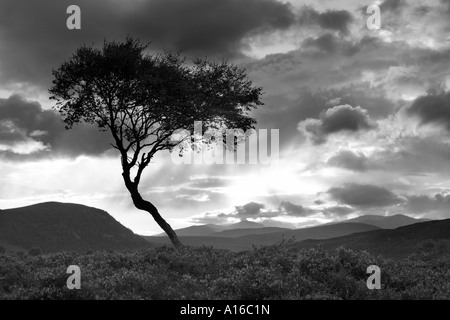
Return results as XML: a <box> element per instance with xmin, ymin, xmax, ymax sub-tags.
<box><xmin>122</xmin><ymin>173</ymin><xmax>183</xmax><ymax>248</ymax></box>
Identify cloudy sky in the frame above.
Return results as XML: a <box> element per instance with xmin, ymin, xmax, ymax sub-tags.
<box><xmin>1</xmin><ymin>0</ymin><xmax>450</xmax><ymax>235</ymax></box>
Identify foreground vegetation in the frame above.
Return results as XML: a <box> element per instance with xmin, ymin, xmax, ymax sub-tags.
<box><xmin>0</xmin><ymin>242</ymin><xmax>449</xmax><ymax>300</ymax></box>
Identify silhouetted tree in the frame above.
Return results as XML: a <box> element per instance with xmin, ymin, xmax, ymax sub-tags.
<box><xmin>49</xmin><ymin>37</ymin><xmax>263</xmax><ymax>248</ymax></box>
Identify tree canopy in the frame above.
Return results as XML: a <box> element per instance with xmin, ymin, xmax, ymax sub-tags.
<box><xmin>49</xmin><ymin>37</ymin><xmax>263</xmax><ymax>247</ymax></box>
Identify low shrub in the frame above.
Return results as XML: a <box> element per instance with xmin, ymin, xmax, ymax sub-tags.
<box><xmin>0</xmin><ymin>245</ymin><xmax>448</xmax><ymax>300</ymax></box>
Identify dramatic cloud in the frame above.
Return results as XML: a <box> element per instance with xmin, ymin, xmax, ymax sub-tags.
<box><xmin>310</xmin><ymin>104</ymin><xmax>374</xmax><ymax>132</ymax></box>
<box><xmin>132</xmin><ymin>0</ymin><xmax>296</xmax><ymax>56</ymax></box>
<box><xmin>407</xmin><ymin>91</ymin><xmax>450</xmax><ymax>131</ymax></box>
<box><xmin>327</xmin><ymin>150</ymin><xmax>369</xmax><ymax>172</ymax></box>
<box><xmin>328</xmin><ymin>183</ymin><xmax>403</xmax><ymax>208</ymax></box>
<box><xmin>189</xmin><ymin>198</ymin><xmax>359</xmax><ymax>228</ymax></box>
<box><xmin>247</xmin><ymin>34</ymin><xmax>450</xmax><ymax>116</ymax></box>
<box><xmin>0</xmin><ymin>95</ymin><xmax>111</xmax><ymax>158</ymax></box>
<box><xmin>2</xmin><ymin>0</ymin><xmax>450</xmax><ymax>233</ymax></box>
<box><xmin>0</xmin><ymin>0</ymin><xmax>297</xmax><ymax>89</ymax></box>
<box><xmin>189</xmin><ymin>202</ymin><xmax>270</xmax><ymax>225</ymax></box>
<box><xmin>298</xmin><ymin>105</ymin><xmax>375</xmax><ymax>144</ymax></box>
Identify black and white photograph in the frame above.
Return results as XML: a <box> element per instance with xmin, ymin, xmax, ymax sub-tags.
<box><xmin>0</xmin><ymin>0</ymin><xmax>450</xmax><ymax>307</ymax></box>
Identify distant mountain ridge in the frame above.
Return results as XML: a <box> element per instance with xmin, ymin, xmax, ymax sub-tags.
<box><xmin>211</xmin><ymin>227</ymin><xmax>291</xmax><ymax>238</ymax></box>
<box><xmin>153</xmin><ymin>220</ymin><xmax>267</xmax><ymax>237</ymax></box>
<box><xmin>338</xmin><ymin>214</ymin><xmax>430</xmax><ymax>229</ymax></box>
<box><xmin>293</xmin><ymin>218</ymin><xmax>450</xmax><ymax>258</ymax></box>
<box><xmin>155</xmin><ymin>213</ymin><xmax>426</xmax><ymax>237</ymax></box>
<box><xmin>0</xmin><ymin>202</ymin><xmax>149</xmax><ymax>253</ymax></box>
<box><xmin>146</xmin><ymin>213</ymin><xmax>430</xmax><ymax>251</ymax></box>
<box><xmin>0</xmin><ymin>202</ymin><xmax>435</xmax><ymax>254</ymax></box>
<box><xmin>146</xmin><ymin>222</ymin><xmax>380</xmax><ymax>251</ymax></box>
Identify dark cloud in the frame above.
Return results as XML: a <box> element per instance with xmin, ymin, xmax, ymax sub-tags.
<box><xmin>328</xmin><ymin>183</ymin><xmax>403</xmax><ymax>208</ymax></box>
<box><xmin>380</xmin><ymin>0</ymin><xmax>405</xmax><ymax>12</ymax></box>
<box><xmin>190</xmin><ymin>202</ymin><xmax>270</xmax><ymax>224</ymax></box>
<box><xmin>244</xmin><ymin>38</ymin><xmax>450</xmax><ymax>148</ymax></box>
<box><xmin>0</xmin><ymin>96</ymin><xmax>56</xmax><ymax>139</ymax></box>
<box><xmin>335</xmin><ymin>88</ymin><xmax>398</xmax><ymax>119</ymax></box>
<box><xmin>192</xmin><ymin>200</ymin><xmax>317</xmax><ymax>224</ymax></box>
<box><xmin>0</xmin><ymin>94</ymin><xmax>111</xmax><ymax>158</ymax></box>
<box><xmin>190</xmin><ymin>210</ymin><xmax>301</xmax><ymax>228</ymax></box>
<box><xmin>247</xmin><ymin>35</ymin><xmax>450</xmax><ymax>108</ymax></box>
<box><xmin>253</xmin><ymin>87</ymin><xmax>394</xmax><ymax>146</ymax></box>
<box><xmin>232</xmin><ymin>200</ymin><xmax>319</xmax><ymax>219</ymax></box>
<box><xmin>131</xmin><ymin>0</ymin><xmax>296</xmax><ymax>56</ymax></box>
<box><xmin>327</xmin><ymin>150</ymin><xmax>368</xmax><ymax>172</ymax></box>
<box><xmin>414</xmin><ymin>5</ymin><xmax>431</xmax><ymax>16</ymax></box>
<box><xmin>322</xmin><ymin>205</ymin><xmax>354</xmax><ymax>217</ymax></box>
<box><xmin>298</xmin><ymin>7</ymin><xmax>354</xmax><ymax>34</ymax></box>
<box><xmin>320</xmin><ymin>105</ymin><xmax>375</xmax><ymax>133</ymax></box>
<box><xmin>235</xmin><ymin>202</ymin><xmax>265</xmax><ymax>218</ymax></box>
<box><xmin>298</xmin><ymin>105</ymin><xmax>375</xmax><ymax>144</ymax></box>
<box><xmin>279</xmin><ymin>200</ymin><xmax>311</xmax><ymax>216</ymax></box>
<box><xmin>0</xmin><ymin>122</ymin><xmax>25</xmax><ymax>145</ymax></box>
<box><xmin>302</xmin><ymin>34</ymin><xmax>340</xmax><ymax>53</ymax></box>
<box><xmin>359</xmin><ymin>136</ymin><xmax>450</xmax><ymax>176</ymax></box>
<box><xmin>407</xmin><ymin>91</ymin><xmax>450</xmax><ymax>131</ymax></box>
<box><xmin>190</xmin><ymin>198</ymin><xmax>359</xmax><ymax>225</ymax></box>
<box><xmin>302</xmin><ymin>34</ymin><xmax>359</xmax><ymax>55</ymax></box>
<box><xmin>406</xmin><ymin>193</ymin><xmax>450</xmax><ymax>211</ymax></box>
<box><xmin>440</xmin><ymin>0</ymin><xmax>450</xmax><ymax>13</ymax></box>
<box><xmin>405</xmin><ymin>193</ymin><xmax>450</xmax><ymax>216</ymax></box>
<box><xmin>0</xmin><ymin>0</ymin><xmax>296</xmax><ymax>89</ymax></box>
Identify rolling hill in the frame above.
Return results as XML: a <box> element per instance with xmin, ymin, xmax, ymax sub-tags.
<box><xmin>339</xmin><ymin>214</ymin><xmax>429</xmax><ymax>229</ymax></box>
<box><xmin>153</xmin><ymin>220</ymin><xmax>266</xmax><ymax>237</ymax></box>
<box><xmin>145</xmin><ymin>222</ymin><xmax>380</xmax><ymax>251</ymax></box>
<box><xmin>155</xmin><ymin>214</ymin><xmax>426</xmax><ymax>238</ymax></box>
<box><xmin>155</xmin><ymin>224</ymin><xmax>228</xmax><ymax>237</ymax></box>
<box><xmin>227</xmin><ymin>220</ymin><xmax>266</xmax><ymax>229</ymax></box>
<box><xmin>210</xmin><ymin>227</ymin><xmax>291</xmax><ymax>238</ymax></box>
<box><xmin>0</xmin><ymin>202</ymin><xmax>149</xmax><ymax>253</ymax></box>
<box><xmin>293</xmin><ymin>218</ymin><xmax>450</xmax><ymax>258</ymax></box>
